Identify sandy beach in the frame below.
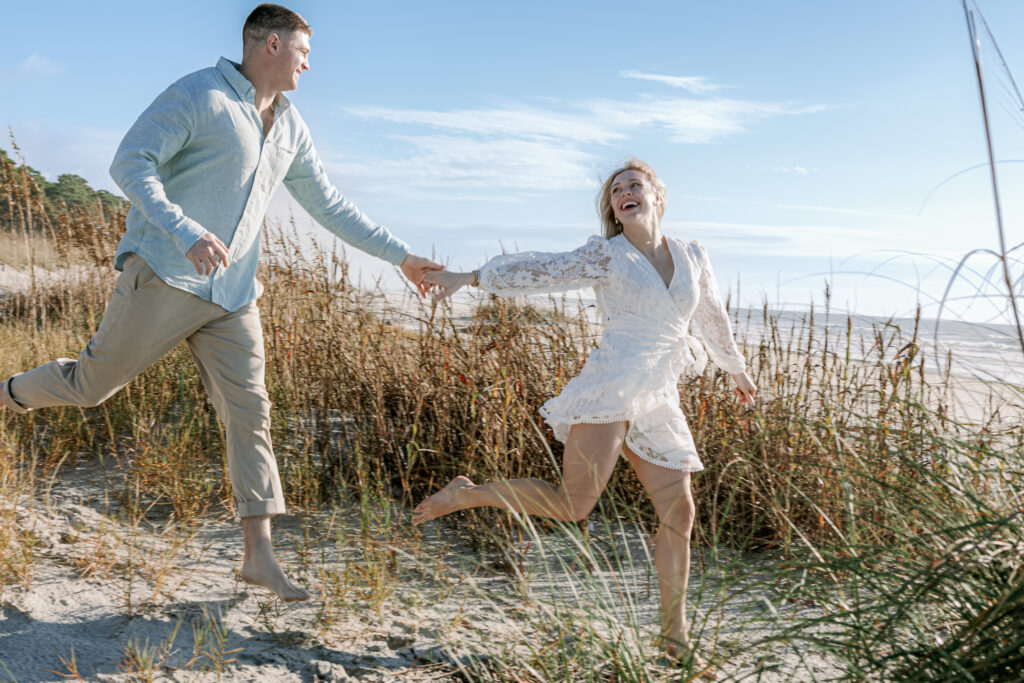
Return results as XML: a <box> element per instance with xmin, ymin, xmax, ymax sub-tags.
<box><xmin>5</xmin><ymin>1</ymin><xmax>1024</xmax><ymax>674</ymax></box>
<box><xmin>2</xmin><ymin>449</ymin><xmax>847</xmax><ymax>682</ymax></box>
<box><xmin>2</xmin><ymin>262</ymin><xmax>1019</xmax><ymax>681</ymax></box>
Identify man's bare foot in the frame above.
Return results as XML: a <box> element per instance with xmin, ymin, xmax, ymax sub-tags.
<box><xmin>412</xmin><ymin>475</ymin><xmax>475</xmax><ymax>525</ymax></box>
<box><xmin>240</xmin><ymin>515</ymin><xmax>311</xmax><ymax>602</ymax></box>
<box><xmin>240</xmin><ymin>550</ymin><xmax>312</xmax><ymax>602</ymax></box>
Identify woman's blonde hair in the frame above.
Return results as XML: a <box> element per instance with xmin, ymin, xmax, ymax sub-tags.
<box><xmin>597</xmin><ymin>158</ymin><xmax>667</xmax><ymax>239</ymax></box>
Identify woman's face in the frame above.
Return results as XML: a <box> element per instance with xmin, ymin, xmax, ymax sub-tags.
<box><xmin>609</xmin><ymin>170</ymin><xmax>660</xmax><ymax>226</ymax></box>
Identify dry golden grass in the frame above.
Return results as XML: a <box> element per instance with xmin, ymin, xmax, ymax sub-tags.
<box><xmin>2</xmin><ymin>147</ymin><xmax>1022</xmax><ymax>679</ymax></box>
<box><xmin>0</xmin><ymin>229</ymin><xmax>64</xmax><ymax>270</ymax></box>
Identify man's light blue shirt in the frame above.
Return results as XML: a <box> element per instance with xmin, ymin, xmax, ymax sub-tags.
<box><xmin>110</xmin><ymin>57</ymin><xmax>410</xmax><ymax>312</ymax></box>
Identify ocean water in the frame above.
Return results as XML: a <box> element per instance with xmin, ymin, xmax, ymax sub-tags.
<box><xmin>732</xmin><ymin>308</ymin><xmax>1024</xmax><ymax>387</ymax></box>
<box><xmin>403</xmin><ymin>291</ymin><xmax>1024</xmax><ymax>388</ymax></box>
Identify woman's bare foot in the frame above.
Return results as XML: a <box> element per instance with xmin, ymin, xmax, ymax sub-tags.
<box><xmin>240</xmin><ymin>551</ymin><xmax>312</xmax><ymax>602</ymax></box>
<box><xmin>412</xmin><ymin>475</ymin><xmax>476</xmax><ymax>525</ymax></box>
<box><xmin>663</xmin><ymin>641</ymin><xmax>716</xmax><ymax>679</ymax></box>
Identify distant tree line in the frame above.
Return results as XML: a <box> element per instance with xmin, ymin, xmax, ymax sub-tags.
<box><xmin>1</xmin><ymin>147</ymin><xmax>129</xmax><ymax>230</ymax></box>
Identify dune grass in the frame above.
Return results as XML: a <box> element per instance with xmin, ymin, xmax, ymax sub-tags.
<box><xmin>1</xmin><ymin>148</ymin><xmax>1022</xmax><ymax>679</ymax></box>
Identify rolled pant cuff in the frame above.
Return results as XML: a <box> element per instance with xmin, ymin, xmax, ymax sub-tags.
<box><xmin>237</xmin><ymin>498</ymin><xmax>287</xmax><ymax>518</ymax></box>
<box><xmin>1</xmin><ymin>375</ymin><xmax>30</xmax><ymax>414</ymax></box>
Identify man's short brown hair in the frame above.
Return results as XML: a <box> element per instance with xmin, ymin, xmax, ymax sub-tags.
<box><xmin>243</xmin><ymin>4</ymin><xmax>312</xmax><ymax>45</ymax></box>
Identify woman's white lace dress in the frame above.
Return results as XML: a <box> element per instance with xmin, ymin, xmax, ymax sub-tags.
<box><xmin>478</xmin><ymin>234</ymin><xmax>746</xmax><ymax>471</ymax></box>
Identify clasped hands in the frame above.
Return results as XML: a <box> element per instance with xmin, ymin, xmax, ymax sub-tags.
<box><xmin>422</xmin><ymin>270</ymin><xmax>474</xmax><ymax>302</ymax></box>
<box><xmin>185</xmin><ymin>235</ymin><xmax>759</xmax><ymax>406</ymax></box>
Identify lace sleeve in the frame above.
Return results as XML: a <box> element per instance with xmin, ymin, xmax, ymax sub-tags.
<box><xmin>689</xmin><ymin>242</ymin><xmax>746</xmax><ymax>374</ymax></box>
<box><xmin>478</xmin><ymin>235</ymin><xmax>614</xmax><ymax>296</ymax></box>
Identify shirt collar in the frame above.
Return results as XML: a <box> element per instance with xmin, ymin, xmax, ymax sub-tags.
<box><xmin>216</xmin><ymin>57</ymin><xmax>292</xmax><ymax>115</ymax></box>
<box><xmin>217</xmin><ymin>57</ymin><xmax>254</xmax><ymax>100</ymax></box>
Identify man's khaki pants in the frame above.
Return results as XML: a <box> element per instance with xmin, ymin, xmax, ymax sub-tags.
<box><xmin>1</xmin><ymin>254</ymin><xmax>285</xmax><ymax>517</ymax></box>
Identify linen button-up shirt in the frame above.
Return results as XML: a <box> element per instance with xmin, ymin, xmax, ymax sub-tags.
<box><xmin>110</xmin><ymin>57</ymin><xmax>410</xmax><ymax>312</ymax></box>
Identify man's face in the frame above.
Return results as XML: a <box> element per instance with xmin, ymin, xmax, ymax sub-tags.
<box><xmin>272</xmin><ymin>30</ymin><xmax>310</xmax><ymax>92</ymax></box>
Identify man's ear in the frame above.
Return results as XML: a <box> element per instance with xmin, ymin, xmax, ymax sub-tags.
<box><xmin>266</xmin><ymin>33</ymin><xmax>281</xmax><ymax>54</ymax></box>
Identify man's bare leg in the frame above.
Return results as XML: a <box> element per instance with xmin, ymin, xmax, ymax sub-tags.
<box><xmin>412</xmin><ymin>422</ymin><xmax>627</xmax><ymax>525</ymax></box>
<box><xmin>240</xmin><ymin>515</ymin><xmax>312</xmax><ymax>601</ymax></box>
<box><xmin>3</xmin><ymin>382</ymin><xmax>309</xmax><ymax>602</ymax></box>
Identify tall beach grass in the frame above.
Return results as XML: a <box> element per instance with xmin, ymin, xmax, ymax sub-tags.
<box><xmin>1</xmin><ymin>137</ymin><xmax>1022</xmax><ymax>679</ymax></box>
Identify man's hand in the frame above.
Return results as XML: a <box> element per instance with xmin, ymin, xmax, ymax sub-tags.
<box><xmin>400</xmin><ymin>254</ymin><xmax>444</xmax><ymax>297</ymax></box>
<box><xmin>186</xmin><ymin>232</ymin><xmax>230</xmax><ymax>276</ymax></box>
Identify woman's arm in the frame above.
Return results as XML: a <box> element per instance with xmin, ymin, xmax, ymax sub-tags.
<box><xmin>690</xmin><ymin>242</ymin><xmax>757</xmax><ymax>404</ymax></box>
<box><xmin>427</xmin><ymin>235</ymin><xmax>614</xmax><ymax>301</ymax></box>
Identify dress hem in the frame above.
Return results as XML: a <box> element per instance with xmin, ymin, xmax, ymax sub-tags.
<box><xmin>540</xmin><ymin>407</ymin><xmax>705</xmax><ymax>473</ymax></box>
<box><xmin>628</xmin><ymin>447</ymin><xmax>704</xmax><ymax>473</ymax></box>
<box><xmin>539</xmin><ymin>406</ymin><xmax>634</xmax><ymax>427</ymax></box>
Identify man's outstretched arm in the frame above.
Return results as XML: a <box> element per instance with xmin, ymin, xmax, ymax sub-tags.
<box><xmin>282</xmin><ymin>125</ymin><xmax>441</xmax><ymax>295</ymax></box>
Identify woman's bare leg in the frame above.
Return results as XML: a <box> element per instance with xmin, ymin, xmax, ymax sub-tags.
<box><xmin>412</xmin><ymin>422</ymin><xmax>627</xmax><ymax>525</ymax></box>
<box><xmin>623</xmin><ymin>446</ymin><xmax>704</xmax><ymax>668</ymax></box>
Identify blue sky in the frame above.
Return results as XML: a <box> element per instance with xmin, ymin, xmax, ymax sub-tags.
<box><xmin>3</xmin><ymin>1</ymin><xmax>1023</xmax><ymax>322</ymax></box>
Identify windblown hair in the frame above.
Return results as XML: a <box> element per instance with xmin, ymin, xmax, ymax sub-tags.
<box><xmin>597</xmin><ymin>158</ymin><xmax>667</xmax><ymax>239</ymax></box>
<box><xmin>243</xmin><ymin>3</ymin><xmax>312</xmax><ymax>46</ymax></box>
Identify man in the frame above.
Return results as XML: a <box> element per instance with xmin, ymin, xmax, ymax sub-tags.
<box><xmin>0</xmin><ymin>4</ymin><xmax>440</xmax><ymax>601</ymax></box>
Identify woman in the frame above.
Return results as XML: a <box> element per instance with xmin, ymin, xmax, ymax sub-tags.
<box><xmin>413</xmin><ymin>159</ymin><xmax>756</xmax><ymax>667</ymax></box>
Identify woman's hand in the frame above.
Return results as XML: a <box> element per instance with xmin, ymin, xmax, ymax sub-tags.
<box><xmin>400</xmin><ymin>254</ymin><xmax>445</xmax><ymax>297</ymax></box>
<box><xmin>731</xmin><ymin>371</ymin><xmax>757</xmax><ymax>407</ymax></box>
<box><xmin>424</xmin><ymin>270</ymin><xmax>476</xmax><ymax>302</ymax></box>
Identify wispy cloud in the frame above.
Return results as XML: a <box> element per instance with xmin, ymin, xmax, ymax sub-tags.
<box><xmin>20</xmin><ymin>53</ymin><xmax>61</xmax><ymax>76</ymax></box>
<box><xmin>619</xmin><ymin>70</ymin><xmax>722</xmax><ymax>94</ymax></box>
<box><xmin>589</xmin><ymin>96</ymin><xmax>827</xmax><ymax>144</ymax></box>
<box><xmin>1</xmin><ymin>120</ymin><xmax>123</xmax><ymax>192</ymax></box>
<box><xmin>348</xmin><ymin>97</ymin><xmax>822</xmax><ymax>148</ymax></box>
<box><xmin>752</xmin><ymin>165</ymin><xmax>818</xmax><ymax>175</ymax></box>
<box><xmin>0</xmin><ymin>54</ymin><xmax>64</xmax><ymax>83</ymax></box>
<box><xmin>339</xmin><ymin>75</ymin><xmax>828</xmax><ymax>198</ymax></box>
<box><xmin>19</xmin><ymin>54</ymin><xmax>63</xmax><ymax>78</ymax></box>
<box><xmin>776</xmin><ymin>203</ymin><xmax>919</xmax><ymax>219</ymax></box>
<box><xmin>344</xmin><ymin>104</ymin><xmax>620</xmax><ymax>144</ymax></box>
<box><xmin>669</xmin><ymin>219</ymin><xmax>889</xmax><ymax>257</ymax></box>
<box><xmin>327</xmin><ymin>135</ymin><xmax>600</xmax><ymax>197</ymax></box>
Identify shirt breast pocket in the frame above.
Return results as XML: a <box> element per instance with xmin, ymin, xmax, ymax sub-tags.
<box><xmin>266</xmin><ymin>141</ymin><xmax>297</xmax><ymax>185</ymax></box>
